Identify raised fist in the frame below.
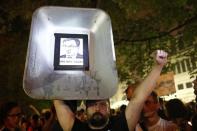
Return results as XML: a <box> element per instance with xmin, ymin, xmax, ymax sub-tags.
<box><xmin>155</xmin><ymin>50</ymin><xmax>168</xmax><ymax>66</ymax></box>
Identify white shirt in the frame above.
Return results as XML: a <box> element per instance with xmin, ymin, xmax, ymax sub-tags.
<box><xmin>147</xmin><ymin>118</ymin><xmax>178</xmax><ymax>131</ymax></box>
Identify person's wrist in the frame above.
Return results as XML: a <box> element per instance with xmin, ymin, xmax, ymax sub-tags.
<box><xmin>153</xmin><ymin>64</ymin><xmax>164</xmax><ymax>71</ymax></box>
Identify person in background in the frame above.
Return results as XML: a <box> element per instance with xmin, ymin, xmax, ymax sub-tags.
<box><xmin>157</xmin><ymin>97</ymin><xmax>168</xmax><ymax>120</ymax></box>
<box><xmin>27</xmin><ymin>114</ymin><xmax>42</xmax><ymax>131</ymax></box>
<box><xmin>54</xmin><ymin>50</ymin><xmax>168</xmax><ymax>131</ymax></box>
<box><xmin>41</xmin><ymin>105</ymin><xmax>57</xmax><ymax>131</ymax></box>
<box><xmin>119</xmin><ymin>104</ymin><xmax>127</xmax><ymax>114</ymax></box>
<box><xmin>142</xmin><ymin>91</ymin><xmax>177</xmax><ymax>131</ymax></box>
<box><xmin>19</xmin><ymin>116</ymin><xmax>28</xmax><ymax>131</ymax></box>
<box><xmin>165</xmin><ymin>98</ymin><xmax>192</xmax><ymax>131</ymax></box>
<box><xmin>191</xmin><ymin>112</ymin><xmax>197</xmax><ymax>131</ymax></box>
<box><xmin>125</xmin><ymin>81</ymin><xmax>141</xmax><ymax>101</ymax></box>
<box><xmin>110</xmin><ymin>109</ymin><xmax>116</xmax><ymax>117</ymax></box>
<box><xmin>192</xmin><ymin>77</ymin><xmax>197</xmax><ymax>131</ymax></box>
<box><xmin>75</xmin><ymin>109</ymin><xmax>87</xmax><ymax>122</ymax></box>
<box><xmin>0</xmin><ymin>101</ymin><xmax>22</xmax><ymax>131</ymax></box>
<box><xmin>193</xmin><ymin>76</ymin><xmax>197</xmax><ymax>102</ymax></box>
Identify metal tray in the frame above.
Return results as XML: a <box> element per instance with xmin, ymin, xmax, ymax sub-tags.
<box><xmin>23</xmin><ymin>6</ymin><xmax>118</xmax><ymax>100</ymax></box>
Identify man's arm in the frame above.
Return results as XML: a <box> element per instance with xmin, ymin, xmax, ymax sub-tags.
<box><xmin>125</xmin><ymin>50</ymin><xmax>168</xmax><ymax>131</ymax></box>
<box><xmin>53</xmin><ymin>100</ymin><xmax>75</xmax><ymax>131</ymax></box>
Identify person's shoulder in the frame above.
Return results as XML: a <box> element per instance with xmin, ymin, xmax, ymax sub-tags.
<box><xmin>159</xmin><ymin>118</ymin><xmax>178</xmax><ymax>130</ymax></box>
<box><xmin>72</xmin><ymin>118</ymin><xmax>88</xmax><ymax>131</ymax></box>
<box><xmin>109</xmin><ymin>113</ymin><xmax>129</xmax><ymax>131</ymax></box>
<box><xmin>159</xmin><ymin>118</ymin><xmax>173</xmax><ymax>124</ymax></box>
<box><xmin>0</xmin><ymin>127</ymin><xmax>20</xmax><ymax>131</ymax></box>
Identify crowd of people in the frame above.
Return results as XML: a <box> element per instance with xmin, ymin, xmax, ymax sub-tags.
<box><xmin>125</xmin><ymin>85</ymin><xmax>197</xmax><ymax>131</ymax></box>
<box><xmin>0</xmin><ymin>101</ymin><xmax>56</xmax><ymax>131</ymax></box>
<box><xmin>0</xmin><ymin>98</ymin><xmax>197</xmax><ymax>131</ymax></box>
<box><xmin>0</xmin><ymin>50</ymin><xmax>197</xmax><ymax>131</ymax></box>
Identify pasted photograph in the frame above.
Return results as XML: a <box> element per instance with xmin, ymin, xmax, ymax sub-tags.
<box><xmin>59</xmin><ymin>38</ymin><xmax>83</xmax><ymax>65</ymax></box>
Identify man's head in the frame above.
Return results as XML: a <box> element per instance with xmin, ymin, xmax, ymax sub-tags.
<box><xmin>76</xmin><ymin>109</ymin><xmax>86</xmax><ymax>122</ymax></box>
<box><xmin>125</xmin><ymin>82</ymin><xmax>140</xmax><ymax>100</ymax></box>
<box><xmin>85</xmin><ymin>99</ymin><xmax>110</xmax><ymax>130</ymax></box>
<box><xmin>165</xmin><ymin>98</ymin><xmax>188</xmax><ymax>127</ymax></box>
<box><xmin>62</xmin><ymin>38</ymin><xmax>80</xmax><ymax>58</ymax></box>
<box><xmin>142</xmin><ymin>91</ymin><xmax>160</xmax><ymax>118</ymax></box>
<box><xmin>0</xmin><ymin>101</ymin><xmax>22</xmax><ymax>129</ymax></box>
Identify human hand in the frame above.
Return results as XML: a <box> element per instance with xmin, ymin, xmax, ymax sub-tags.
<box><xmin>152</xmin><ymin>50</ymin><xmax>168</xmax><ymax>67</ymax></box>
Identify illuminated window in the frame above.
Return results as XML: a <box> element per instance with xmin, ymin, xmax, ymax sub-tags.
<box><xmin>181</xmin><ymin>60</ymin><xmax>186</xmax><ymax>72</ymax></box>
<box><xmin>186</xmin><ymin>59</ymin><xmax>191</xmax><ymax>71</ymax></box>
<box><xmin>176</xmin><ymin>62</ymin><xmax>181</xmax><ymax>74</ymax></box>
<box><xmin>186</xmin><ymin>82</ymin><xmax>192</xmax><ymax>88</ymax></box>
<box><xmin>177</xmin><ymin>84</ymin><xmax>184</xmax><ymax>90</ymax></box>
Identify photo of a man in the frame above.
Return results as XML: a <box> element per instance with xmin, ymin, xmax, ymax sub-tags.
<box><xmin>59</xmin><ymin>38</ymin><xmax>83</xmax><ymax>65</ymax></box>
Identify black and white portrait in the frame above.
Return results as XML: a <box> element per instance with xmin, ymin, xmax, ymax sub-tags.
<box><xmin>59</xmin><ymin>38</ymin><xmax>83</xmax><ymax>65</ymax></box>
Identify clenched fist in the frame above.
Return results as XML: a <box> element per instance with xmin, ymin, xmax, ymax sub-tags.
<box><xmin>154</xmin><ymin>50</ymin><xmax>168</xmax><ymax>67</ymax></box>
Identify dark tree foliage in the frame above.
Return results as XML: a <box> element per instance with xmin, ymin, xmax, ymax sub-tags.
<box><xmin>0</xmin><ymin>0</ymin><xmax>197</xmax><ymax>109</ymax></box>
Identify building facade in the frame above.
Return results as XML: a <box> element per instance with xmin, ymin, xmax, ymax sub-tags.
<box><xmin>162</xmin><ymin>56</ymin><xmax>196</xmax><ymax>103</ymax></box>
